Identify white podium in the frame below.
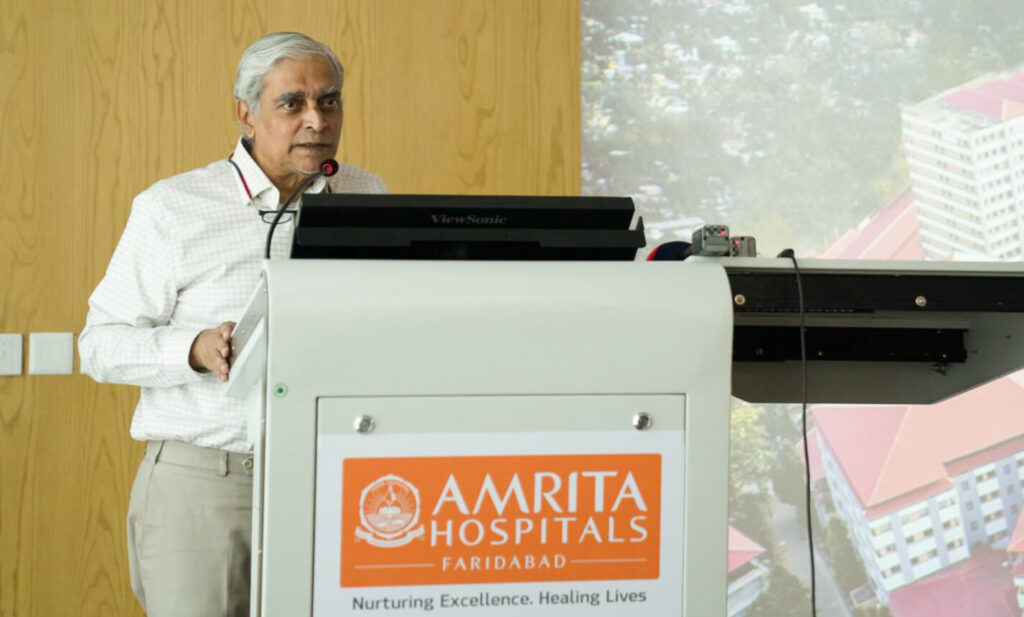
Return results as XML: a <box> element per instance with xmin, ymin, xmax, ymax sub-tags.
<box><xmin>229</xmin><ymin>259</ymin><xmax>734</xmax><ymax>617</ymax></box>
<box><xmin>230</xmin><ymin>256</ymin><xmax>1024</xmax><ymax>616</ymax></box>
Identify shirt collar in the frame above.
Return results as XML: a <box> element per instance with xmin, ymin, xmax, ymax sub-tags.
<box><xmin>229</xmin><ymin>139</ymin><xmax>331</xmax><ymax>208</ymax></box>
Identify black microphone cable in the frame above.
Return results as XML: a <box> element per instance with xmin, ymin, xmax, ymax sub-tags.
<box><xmin>264</xmin><ymin>158</ymin><xmax>339</xmax><ymax>259</ymax></box>
<box><xmin>778</xmin><ymin>247</ymin><xmax>816</xmax><ymax>616</ymax></box>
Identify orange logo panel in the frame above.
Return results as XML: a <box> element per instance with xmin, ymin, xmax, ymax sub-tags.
<box><xmin>340</xmin><ymin>454</ymin><xmax>661</xmax><ymax>587</ymax></box>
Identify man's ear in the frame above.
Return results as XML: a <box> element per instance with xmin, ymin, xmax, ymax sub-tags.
<box><xmin>236</xmin><ymin>99</ymin><xmax>256</xmax><ymax>140</ymax></box>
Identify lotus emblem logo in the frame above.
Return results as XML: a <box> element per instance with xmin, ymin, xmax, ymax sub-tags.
<box><xmin>356</xmin><ymin>474</ymin><xmax>425</xmax><ymax>548</ymax></box>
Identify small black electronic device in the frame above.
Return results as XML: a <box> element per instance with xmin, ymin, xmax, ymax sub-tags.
<box><xmin>691</xmin><ymin>224</ymin><xmax>730</xmax><ymax>257</ymax></box>
<box><xmin>730</xmin><ymin>236</ymin><xmax>757</xmax><ymax>257</ymax></box>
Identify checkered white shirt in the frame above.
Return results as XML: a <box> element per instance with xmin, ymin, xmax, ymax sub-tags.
<box><xmin>79</xmin><ymin>139</ymin><xmax>386</xmax><ymax>452</ymax></box>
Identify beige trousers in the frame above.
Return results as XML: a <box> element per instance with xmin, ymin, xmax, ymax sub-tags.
<box><xmin>127</xmin><ymin>441</ymin><xmax>254</xmax><ymax>617</ymax></box>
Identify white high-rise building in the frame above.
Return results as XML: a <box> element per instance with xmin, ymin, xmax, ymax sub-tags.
<box><xmin>901</xmin><ymin>71</ymin><xmax>1024</xmax><ymax>260</ymax></box>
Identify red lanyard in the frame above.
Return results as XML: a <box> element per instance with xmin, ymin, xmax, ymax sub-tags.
<box><xmin>227</xmin><ymin>155</ymin><xmax>254</xmax><ymax>201</ymax></box>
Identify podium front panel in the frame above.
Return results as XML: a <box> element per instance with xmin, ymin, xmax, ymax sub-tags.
<box><xmin>311</xmin><ymin>394</ymin><xmax>685</xmax><ymax>616</ymax></box>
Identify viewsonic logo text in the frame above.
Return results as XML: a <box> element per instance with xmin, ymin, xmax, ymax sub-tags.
<box><xmin>430</xmin><ymin>214</ymin><xmax>509</xmax><ymax>225</ymax></box>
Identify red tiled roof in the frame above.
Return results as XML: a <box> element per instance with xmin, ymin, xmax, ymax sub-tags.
<box><xmin>888</xmin><ymin>549</ymin><xmax>1017</xmax><ymax>617</ymax></box>
<box><xmin>941</xmin><ymin>90</ymin><xmax>1008</xmax><ymax>120</ymax></box>
<box><xmin>978</xmin><ymin>80</ymin><xmax>1024</xmax><ymax>105</ymax></box>
<box><xmin>812</xmin><ymin>405</ymin><xmax>905</xmax><ymax>512</ymax></box>
<box><xmin>820</xmin><ymin>188</ymin><xmax>924</xmax><ymax>260</ymax></box>
<box><xmin>945</xmin><ymin>434</ymin><xmax>1024</xmax><ymax>477</ymax></box>
<box><xmin>814</xmin><ymin>378</ymin><xmax>1024</xmax><ymax>518</ymax></box>
<box><xmin>939</xmin><ymin>73</ymin><xmax>1024</xmax><ymax>121</ymax></box>
<box><xmin>797</xmin><ymin>428</ymin><xmax>825</xmax><ymax>484</ymax></box>
<box><xmin>728</xmin><ymin>526</ymin><xmax>765</xmax><ymax>572</ymax></box>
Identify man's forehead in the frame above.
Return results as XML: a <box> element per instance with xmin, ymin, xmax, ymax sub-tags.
<box><xmin>262</xmin><ymin>58</ymin><xmax>340</xmax><ymax>96</ymax></box>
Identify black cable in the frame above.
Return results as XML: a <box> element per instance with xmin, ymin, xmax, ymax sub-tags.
<box><xmin>780</xmin><ymin>248</ymin><xmax>816</xmax><ymax>616</ymax></box>
<box><xmin>264</xmin><ymin>174</ymin><xmax>323</xmax><ymax>259</ymax></box>
<box><xmin>264</xmin><ymin>159</ymin><xmax>338</xmax><ymax>259</ymax></box>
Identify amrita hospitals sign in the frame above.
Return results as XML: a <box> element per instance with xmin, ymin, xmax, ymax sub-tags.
<box><xmin>313</xmin><ymin>431</ymin><xmax>684</xmax><ymax>615</ymax></box>
<box><xmin>344</xmin><ymin>453</ymin><xmax>659</xmax><ymax>587</ymax></box>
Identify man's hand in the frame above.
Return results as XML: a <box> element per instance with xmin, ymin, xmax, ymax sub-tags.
<box><xmin>189</xmin><ymin>322</ymin><xmax>236</xmax><ymax>382</ymax></box>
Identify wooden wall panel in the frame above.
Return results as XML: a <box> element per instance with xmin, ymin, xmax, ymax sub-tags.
<box><xmin>0</xmin><ymin>1</ymin><xmax>579</xmax><ymax>615</ymax></box>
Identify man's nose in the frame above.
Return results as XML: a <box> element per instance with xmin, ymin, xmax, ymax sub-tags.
<box><xmin>303</xmin><ymin>105</ymin><xmax>327</xmax><ymax>131</ymax></box>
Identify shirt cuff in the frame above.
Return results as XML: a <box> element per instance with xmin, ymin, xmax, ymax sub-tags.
<box><xmin>163</xmin><ymin>327</ymin><xmax>208</xmax><ymax>382</ymax></box>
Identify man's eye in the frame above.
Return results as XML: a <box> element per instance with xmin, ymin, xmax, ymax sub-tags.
<box><xmin>282</xmin><ymin>100</ymin><xmax>299</xmax><ymax>110</ymax></box>
<box><xmin>322</xmin><ymin>98</ymin><xmax>341</xmax><ymax>109</ymax></box>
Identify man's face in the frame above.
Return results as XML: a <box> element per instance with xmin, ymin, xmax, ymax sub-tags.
<box><xmin>237</xmin><ymin>57</ymin><xmax>343</xmax><ymax>191</ymax></box>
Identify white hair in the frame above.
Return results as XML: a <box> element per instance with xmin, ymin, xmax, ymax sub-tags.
<box><xmin>234</xmin><ymin>32</ymin><xmax>344</xmax><ymax>121</ymax></box>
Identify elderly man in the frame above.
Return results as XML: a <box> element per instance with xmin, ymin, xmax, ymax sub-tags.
<box><xmin>79</xmin><ymin>32</ymin><xmax>384</xmax><ymax>616</ymax></box>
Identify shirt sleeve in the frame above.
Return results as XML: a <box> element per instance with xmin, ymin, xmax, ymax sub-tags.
<box><xmin>79</xmin><ymin>192</ymin><xmax>208</xmax><ymax>387</ymax></box>
<box><xmin>333</xmin><ymin>165</ymin><xmax>387</xmax><ymax>194</ymax></box>
<box><xmin>370</xmin><ymin>174</ymin><xmax>387</xmax><ymax>194</ymax></box>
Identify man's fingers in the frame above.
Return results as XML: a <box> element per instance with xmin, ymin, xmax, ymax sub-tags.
<box><xmin>189</xmin><ymin>325</ymin><xmax>235</xmax><ymax>377</ymax></box>
<box><xmin>216</xmin><ymin>322</ymin><xmax>234</xmax><ymax>377</ymax></box>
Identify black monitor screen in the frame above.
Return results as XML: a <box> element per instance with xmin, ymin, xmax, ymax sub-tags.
<box><xmin>290</xmin><ymin>194</ymin><xmax>645</xmax><ymax>260</ymax></box>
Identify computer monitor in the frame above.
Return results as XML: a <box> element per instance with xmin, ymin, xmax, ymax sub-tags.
<box><xmin>290</xmin><ymin>194</ymin><xmax>645</xmax><ymax>260</ymax></box>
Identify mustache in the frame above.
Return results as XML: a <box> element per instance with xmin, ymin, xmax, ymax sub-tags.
<box><xmin>291</xmin><ymin>134</ymin><xmax>334</xmax><ymax>147</ymax></box>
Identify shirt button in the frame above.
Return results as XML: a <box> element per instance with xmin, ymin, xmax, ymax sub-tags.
<box><xmin>243</xmin><ymin>457</ymin><xmax>254</xmax><ymax>471</ymax></box>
